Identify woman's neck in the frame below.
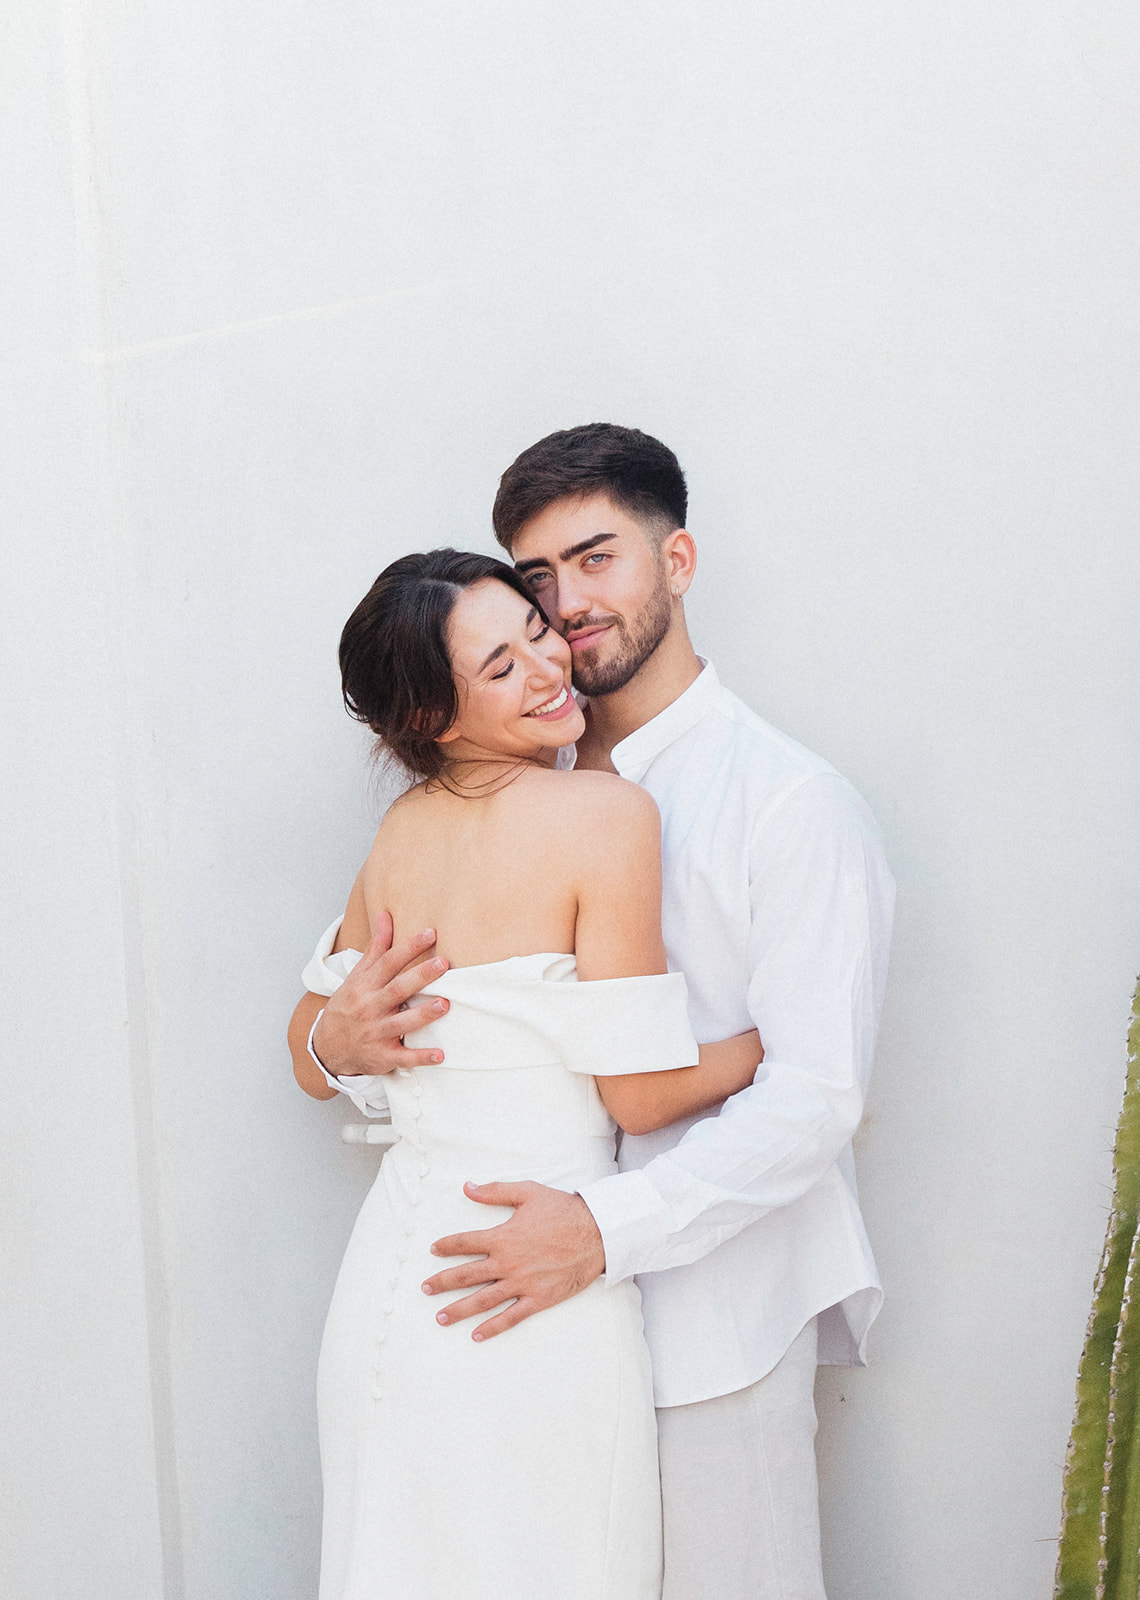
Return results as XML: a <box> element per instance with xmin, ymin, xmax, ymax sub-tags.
<box><xmin>429</xmin><ymin>748</ymin><xmax>551</xmax><ymax>799</ymax></box>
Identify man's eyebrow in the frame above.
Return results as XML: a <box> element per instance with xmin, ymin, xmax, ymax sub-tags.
<box><xmin>514</xmin><ymin>532</ymin><xmax>616</xmax><ymax>575</ymax></box>
<box><xmin>476</xmin><ymin>606</ymin><xmax>538</xmax><ymax>673</ymax></box>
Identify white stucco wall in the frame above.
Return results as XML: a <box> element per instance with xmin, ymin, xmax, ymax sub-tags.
<box><xmin>5</xmin><ymin>3</ymin><xmax>1139</xmax><ymax>1596</ymax></box>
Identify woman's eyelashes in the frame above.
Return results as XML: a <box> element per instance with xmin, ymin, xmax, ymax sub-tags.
<box><xmin>489</xmin><ymin>626</ymin><xmax>551</xmax><ymax>680</ymax></box>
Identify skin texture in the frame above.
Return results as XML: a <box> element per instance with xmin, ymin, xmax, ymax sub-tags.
<box><xmin>290</xmin><ymin>511</ymin><xmax>759</xmax><ymax>1339</ymax></box>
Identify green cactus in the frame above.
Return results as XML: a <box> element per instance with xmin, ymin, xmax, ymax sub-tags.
<box><xmin>1055</xmin><ymin>977</ymin><xmax>1140</xmax><ymax>1599</ymax></box>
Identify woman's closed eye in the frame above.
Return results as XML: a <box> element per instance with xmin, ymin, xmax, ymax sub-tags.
<box><xmin>490</xmin><ymin>625</ymin><xmax>550</xmax><ymax>679</ymax></box>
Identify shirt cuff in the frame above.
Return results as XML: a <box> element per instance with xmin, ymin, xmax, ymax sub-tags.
<box><xmin>577</xmin><ymin>1168</ymin><xmax>676</xmax><ymax>1286</ymax></box>
<box><xmin>307</xmin><ymin>1009</ymin><xmax>391</xmax><ymax>1118</ymax></box>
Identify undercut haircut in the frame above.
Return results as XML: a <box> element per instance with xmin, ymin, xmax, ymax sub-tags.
<box><xmin>492</xmin><ymin>423</ymin><xmax>688</xmax><ymax>552</ymax></box>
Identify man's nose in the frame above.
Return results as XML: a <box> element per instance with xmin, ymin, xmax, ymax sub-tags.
<box><xmin>552</xmin><ymin>572</ymin><xmax>591</xmax><ymax>625</ymax></box>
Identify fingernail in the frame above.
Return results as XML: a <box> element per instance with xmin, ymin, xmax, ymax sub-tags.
<box><xmin>432</xmin><ymin>1053</ymin><xmax>443</xmax><ymax>1064</ymax></box>
<box><xmin>472</xmin><ymin>1332</ymin><xmax>483</xmax><ymax>1342</ymax></box>
<box><xmin>436</xmin><ymin>1312</ymin><xmax>449</xmax><ymax>1325</ymax></box>
<box><xmin>421</xmin><ymin>1282</ymin><xmax>434</xmax><ymax>1294</ymax></box>
<box><xmin>429</xmin><ymin>1244</ymin><xmax>440</xmax><ymax>1255</ymax></box>
<box><xmin>432</xmin><ymin>1000</ymin><xmax>446</xmax><ymax>1012</ymax></box>
<box><xmin>421</xmin><ymin>929</ymin><xmax>435</xmax><ymax>942</ymax></box>
<box><xmin>432</xmin><ymin>959</ymin><xmax>446</xmax><ymax>972</ymax></box>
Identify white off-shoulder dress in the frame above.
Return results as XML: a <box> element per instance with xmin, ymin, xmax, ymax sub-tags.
<box><xmin>311</xmin><ymin>953</ymin><xmax>697</xmax><ymax>1600</ymax></box>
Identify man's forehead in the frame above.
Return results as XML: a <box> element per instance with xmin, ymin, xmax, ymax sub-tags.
<box><xmin>510</xmin><ymin>494</ymin><xmax>637</xmax><ymax>568</ymax></box>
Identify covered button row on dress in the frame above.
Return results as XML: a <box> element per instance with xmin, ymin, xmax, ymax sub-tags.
<box><xmin>372</xmin><ymin>1067</ymin><xmax>428</xmax><ymax>1401</ymax></box>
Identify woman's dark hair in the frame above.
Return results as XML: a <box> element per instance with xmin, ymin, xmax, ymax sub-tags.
<box><xmin>339</xmin><ymin>548</ymin><xmax>545</xmax><ymax>781</ymax></box>
<box><xmin>492</xmin><ymin>422</ymin><xmax>688</xmax><ymax>551</ymax></box>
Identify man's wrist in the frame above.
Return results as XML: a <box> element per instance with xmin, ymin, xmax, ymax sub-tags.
<box><xmin>570</xmin><ymin>1191</ymin><xmax>607</xmax><ymax>1281</ymax></box>
<box><xmin>310</xmin><ymin>1005</ymin><xmax>365</xmax><ymax>1079</ymax></box>
<box><xmin>308</xmin><ymin>1008</ymin><xmax>363</xmax><ymax>1083</ymax></box>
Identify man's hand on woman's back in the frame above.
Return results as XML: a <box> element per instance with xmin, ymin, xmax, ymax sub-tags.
<box><xmin>288</xmin><ymin>909</ymin><xmax>452</xmax><ymax>1091</ymax></box>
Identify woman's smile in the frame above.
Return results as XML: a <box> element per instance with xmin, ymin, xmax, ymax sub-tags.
<box><xmin>523</xmin><ymin>683</ymin><xmax>574</xmax><ymax>719</ymax></box>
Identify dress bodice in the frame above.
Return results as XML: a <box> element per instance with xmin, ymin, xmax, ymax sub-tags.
<box><xmin>373</xmin><ymin>954</ymin><xmax>696</xmax><ymax>1186</ymax></box>
<box><xmin>302</xmin><ymin>937</ymin><xmax>697</xmax><ymax>1184</ymax></box>
<box><xmin>403</xmin><ymin>952</ymin><xmax>694</xmax><ymax>1072</ymax></box>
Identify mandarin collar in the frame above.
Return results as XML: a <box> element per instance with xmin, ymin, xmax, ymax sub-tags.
<box><xmin>610</xmin><ymin>658</ymin><xmax>720</xmax><ymax>782</ymax></box>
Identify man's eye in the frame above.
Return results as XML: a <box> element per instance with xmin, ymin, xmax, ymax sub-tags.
<box><xmin>584</xmin><ymin>552</ymin><xmax>609</xmax><ymax>566</ymax></box>
<box><xmin>491</xmin><ymin>661</ymin><xmax>514</xmax><ymax>680</ymax></box>
<box><xmin>528</xmin><ymin>571</ymin><xmax>553</xmax><ymax>587</ymax></box>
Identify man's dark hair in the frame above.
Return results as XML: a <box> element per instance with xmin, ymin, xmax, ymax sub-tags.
<box><xmin>492</xmin><ymin>423</ymin><xmax>687</xmax><ymax>551</ymax></box>
<box><xmin>339</xmin><ymin>548</ymin><xmax>545</xmax><ymax>780</ymax></box>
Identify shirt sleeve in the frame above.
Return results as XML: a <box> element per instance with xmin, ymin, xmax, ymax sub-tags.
<box><xmin>302</xmin><ymin>918</ymin><xmax>391</xmax><ymax>1118</ymax></box>
<box><xmin>578</xmin><ymin>772</ymin><xmax>895</xmax><ymax>1283</ymax></box>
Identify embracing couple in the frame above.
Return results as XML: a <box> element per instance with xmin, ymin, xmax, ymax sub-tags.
<box><xmin>288</xmin><ymin>424</ymin><xmax>895</xmax><ymax>1600</ymax></box>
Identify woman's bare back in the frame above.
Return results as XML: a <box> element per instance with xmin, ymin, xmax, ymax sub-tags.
<box><xmin>361</xmin><ymin>766</ymin><xmax>626</xmax><ymax>970</ymax></box>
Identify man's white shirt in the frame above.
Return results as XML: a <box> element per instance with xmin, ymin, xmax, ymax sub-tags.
<box><xmin>304</xmin><ymin>660</ymin><xmax>895</xmax><ymax>1407</ymax></box>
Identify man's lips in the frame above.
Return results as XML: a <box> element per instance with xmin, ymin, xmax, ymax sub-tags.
<box><xmin>567</xmin><ymin>624</ymin><xmax>613</xmax><ymax>652</ymax></box>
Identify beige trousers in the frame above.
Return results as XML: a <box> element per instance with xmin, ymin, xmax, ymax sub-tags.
<box><xmin>656</xmin><ymin>1318</ymin><xmax>826</xmax><ymax>1600</ymax></box>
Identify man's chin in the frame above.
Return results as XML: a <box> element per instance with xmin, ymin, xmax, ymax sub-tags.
<box><xmin>571</xmin><ymin>654</ymin><xmax>637</xmax><ymax>699</ymax></box>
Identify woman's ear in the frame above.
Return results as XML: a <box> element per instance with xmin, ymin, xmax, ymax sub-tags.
<box><xmin>410</xmin><ymin>706</ymin><xmax>460</xmax><ymax>744</ymax></box>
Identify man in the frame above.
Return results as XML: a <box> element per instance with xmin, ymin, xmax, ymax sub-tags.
<box><xmin>289</xmin><ymin>424</ymin><xmax>894</xmax><ymax>1599</ymax></box>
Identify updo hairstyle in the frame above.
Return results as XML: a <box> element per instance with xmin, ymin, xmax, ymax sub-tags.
<box><xmin>339</xmin><ymin>547</ymin><xmax>547</xmax><ymax>780</ymax></box>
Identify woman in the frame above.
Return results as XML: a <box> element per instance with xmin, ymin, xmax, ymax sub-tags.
<box><xmin>298</xmin><ymin>549</ymin><xmax>762</xmax><ymax>1600</ymax></box>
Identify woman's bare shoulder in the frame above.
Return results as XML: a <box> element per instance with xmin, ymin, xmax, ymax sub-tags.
<box><xmin>512</xmin><ymin>766</ymin><xmax>659</xmax><ymax>828</ymax></box>
<box><xmin>365</xmin><ymin>782</ymin><xmax>430</xmax><ymax>853</ymax></box>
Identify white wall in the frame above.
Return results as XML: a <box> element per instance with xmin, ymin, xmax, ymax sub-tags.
<box><xmin>5</xmin><ymin>3</ymin><xmax>1139</xmax><ymax>1596</ymax></box>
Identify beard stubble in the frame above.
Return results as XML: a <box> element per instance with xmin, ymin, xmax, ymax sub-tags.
<box><xmin>568</xmin><ymin>567</ymin><xmax>673</xmax><ymax>698</ymax></box>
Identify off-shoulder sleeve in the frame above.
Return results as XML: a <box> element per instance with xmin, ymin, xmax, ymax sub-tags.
<box><xmin>301</xmin><ymin>916</ymin><xmax>363</xmax><ymax>996</ymax></box>
<box><xmin>552</xmin><ymin>972</ymin><xmax>699</xmax><ymax>1077</ymax></box>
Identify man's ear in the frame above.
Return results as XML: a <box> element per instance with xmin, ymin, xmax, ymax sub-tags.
<box><xmin>662</xmin><ymin>529</ymin><xmax>697</xmax><ymax>598</ymax></box>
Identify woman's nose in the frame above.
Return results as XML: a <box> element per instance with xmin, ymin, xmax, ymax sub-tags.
<box><xmin>527</xmin><ymin>648</ymin><xmax>563</xmax><ymax>689</ymax></box>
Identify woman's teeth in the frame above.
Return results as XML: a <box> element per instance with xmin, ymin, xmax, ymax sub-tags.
<box><xmin>525</xmin><ymin>685</ymin><xmax>569</xmax><ymax>717</ymax></box>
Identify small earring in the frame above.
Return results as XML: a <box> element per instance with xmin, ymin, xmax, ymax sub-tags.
<box><xmin>672</xmin><ymin>586</ymin><xmax>680</xmax><ymax>598</ymax></box>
